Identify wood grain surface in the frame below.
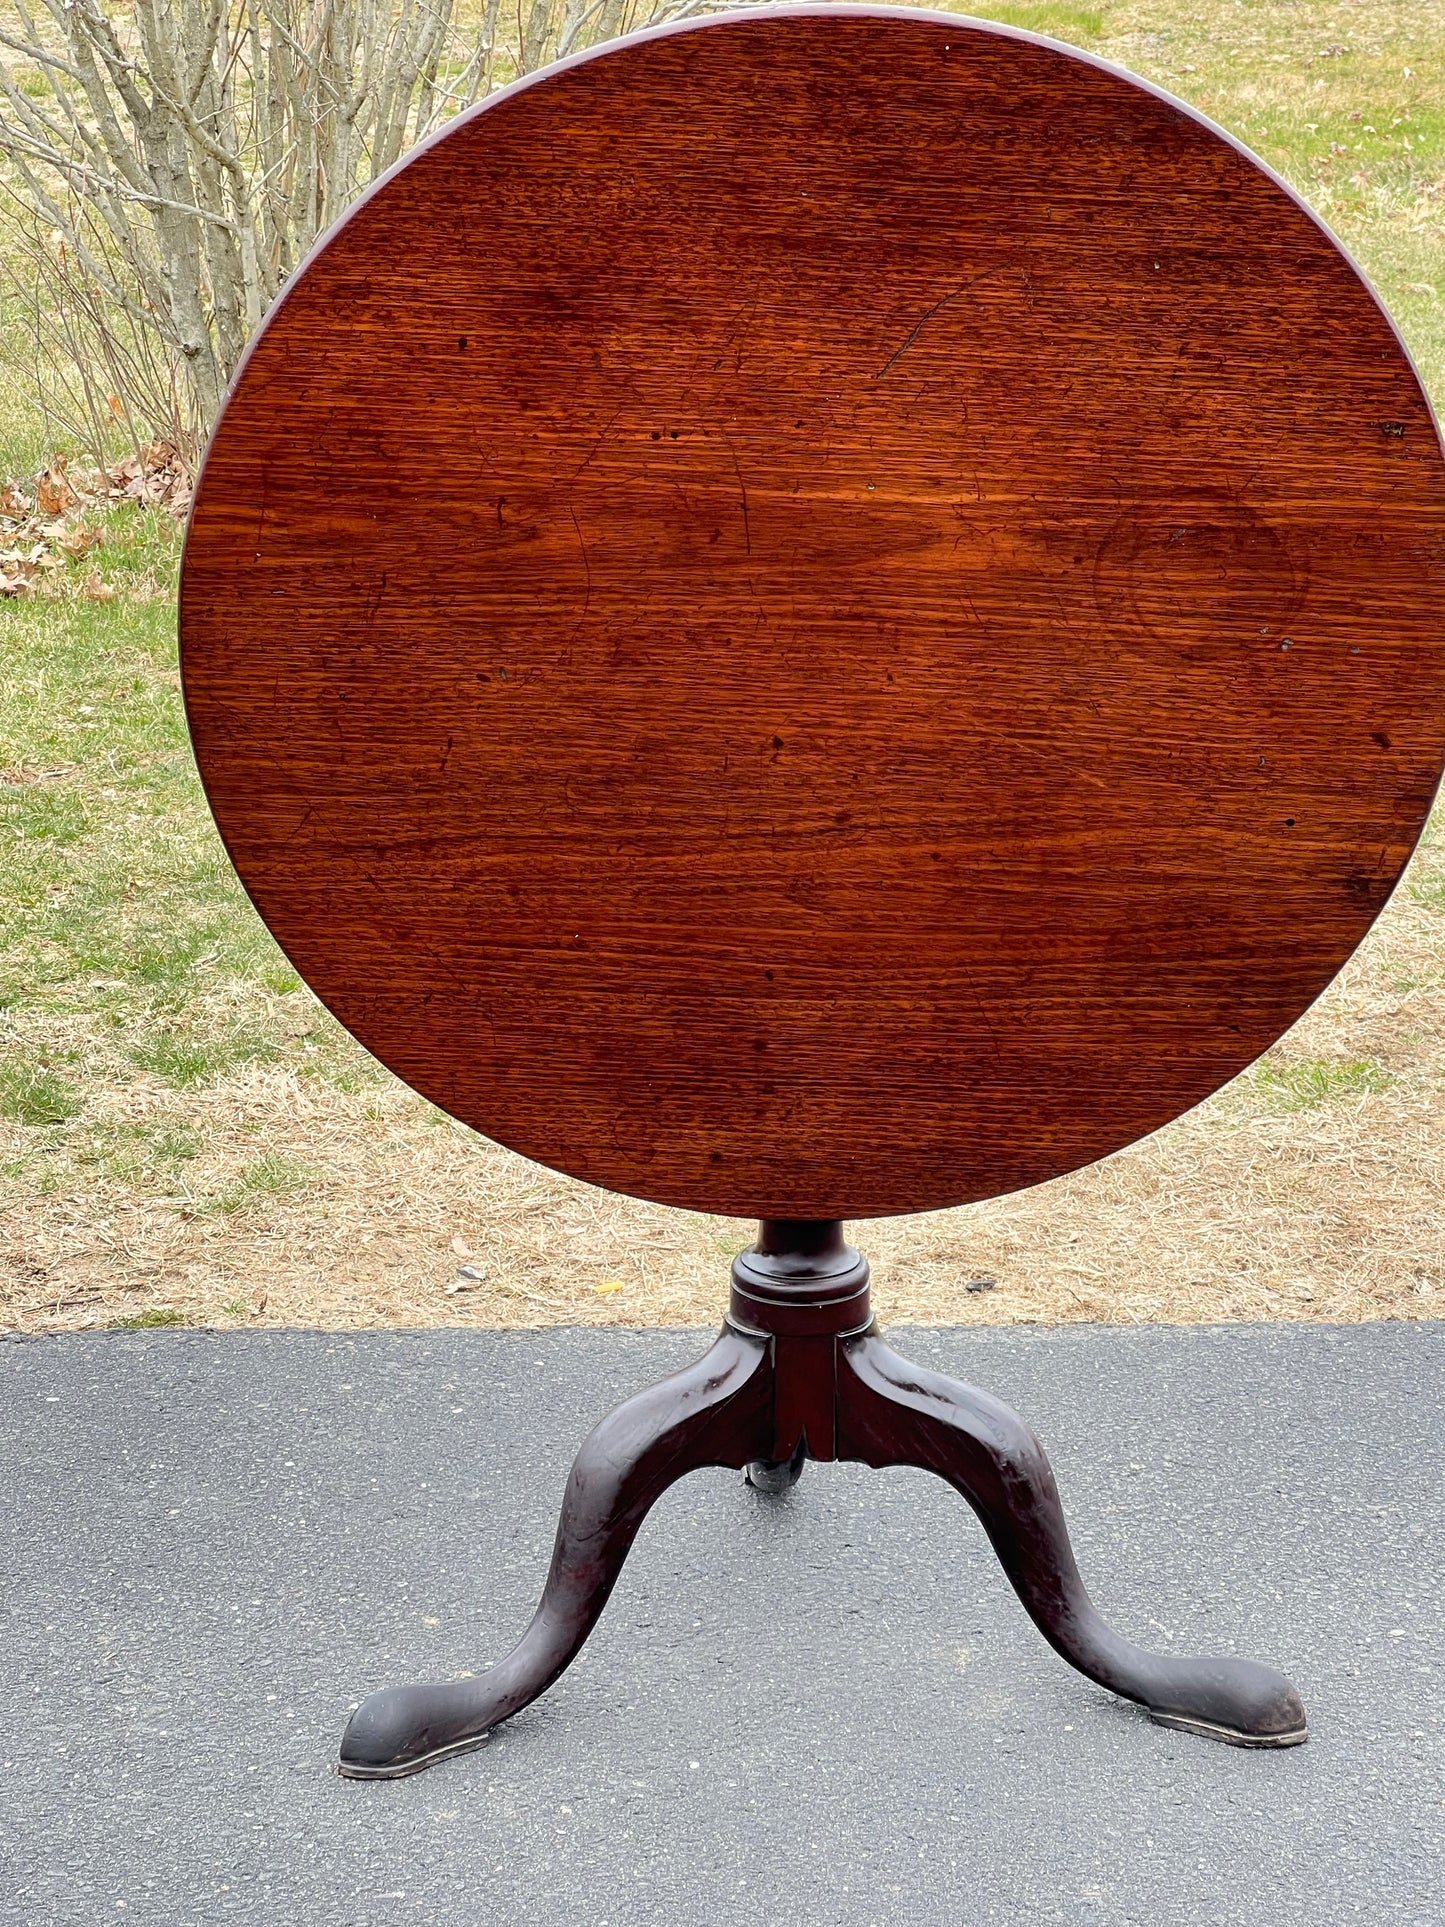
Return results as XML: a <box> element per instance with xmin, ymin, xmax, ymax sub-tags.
<box><xmin>179</xmin><ymin>6</ymin><xmax>1445</xmax><ymax>1221</ymax></box>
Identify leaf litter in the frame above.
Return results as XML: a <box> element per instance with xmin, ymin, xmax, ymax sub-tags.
<box><xmin>0</xmin><ymin>445</ymin><xmax>190</xmax><ymax>599</ymax></box>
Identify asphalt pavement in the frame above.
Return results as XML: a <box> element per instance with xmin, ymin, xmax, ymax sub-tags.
<box><xmin>2</xmin><ymin>1320</ymin><xmax>1441</xmax><ymax>1926</ymax></box>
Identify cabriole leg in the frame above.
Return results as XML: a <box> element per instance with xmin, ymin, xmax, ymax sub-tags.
<box><xmin>338</xmin><ymin>1325</ymin><xmax>773</xmax><ymax>1778</ymax></box>
<box><xmin>836</xmin><ymin>1332</ymin><xmax>1307</xmax><ymax>1748</ymax></box>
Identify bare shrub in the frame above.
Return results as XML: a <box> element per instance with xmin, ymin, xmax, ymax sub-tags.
<box><xmin>0</xmin><ymin>1</ymin><xmax>717</xmax><ymax>469</ymax></box>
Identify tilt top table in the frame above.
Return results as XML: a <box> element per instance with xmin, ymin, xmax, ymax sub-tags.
<box><xmin>179</xmin><ymin>7</ymin><xmax>1445</xmax><ymax>1780</ymax></box>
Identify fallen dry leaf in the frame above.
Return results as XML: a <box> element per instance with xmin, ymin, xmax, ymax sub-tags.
<box><xmin>104</xmin><ymin>441</ymin><xmax>192</xmax><ymax>515</ymax></box>
<box><xmin>57</xmin><ymin>520</ymin><xmax>103</xmax><ymax>558</ymax></box>
<box><xmin>82</xmin><ymin>570</ymin><xmax>115</xmax><ymax>602</ymax></box>
<box><xmin>36</xmin><ymin>465</ymin><xmax>76</xmax><ymax>517</ymax></box>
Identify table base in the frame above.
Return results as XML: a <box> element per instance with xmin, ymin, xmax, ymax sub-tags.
<box><xmin>337</xmin><ymin>1223</ymin><xmax>1306</xmax><ymax>1779</ymax></box>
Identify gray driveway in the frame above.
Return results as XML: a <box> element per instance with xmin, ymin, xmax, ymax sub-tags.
<box><xmin>2</xmin><ymin>1322</ymin><xmax>1441</xmax><ymax>1925</ymax></box>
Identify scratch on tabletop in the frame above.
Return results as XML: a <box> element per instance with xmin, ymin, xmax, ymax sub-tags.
<box><xmin>568</xmin><ymin>402</ymin><xmax>624</xmax><ymax>484</ymax></box>
<box><xmin>875</xmin><ymin>268</ymin><xmax>1011</xmax><ymax>380</ymax></box>
<box><xmin>569</xmin><ymin>506</ymin><xmax>593</xmax><ymax>626</ymax></box>
<box><xmin>721</xmin><ymin>428</ymin><xmax>751</xmax><ymax>555</ymax></box>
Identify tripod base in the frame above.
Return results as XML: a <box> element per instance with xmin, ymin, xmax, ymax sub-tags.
<box><xmin>338</xmin><ymin>1225</ymin><xmax>1306</xmax><ymax>1779</ymax></box>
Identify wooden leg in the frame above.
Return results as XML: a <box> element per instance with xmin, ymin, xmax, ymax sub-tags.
<box><xmin>836</xmin><ymin>1330</ymin><xmax>1308</xmax><ymax>1748</ymax></box>
<box><xmin>337</xmin><ymin>1325</ymin><xmax>773</xmax><ymax>1778</ymax></box>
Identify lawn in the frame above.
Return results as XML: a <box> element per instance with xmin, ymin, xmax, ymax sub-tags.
<box><xmin>2</xmin><ymin>0</ymin><xmax>1443</xmax><ymax>1335</ymax></box>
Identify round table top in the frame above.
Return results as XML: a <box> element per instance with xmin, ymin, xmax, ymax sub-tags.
<box><xmin>180</xmin><ymin>5</ymin><xmax>1445</xmax><ymax>1221</ymax></box>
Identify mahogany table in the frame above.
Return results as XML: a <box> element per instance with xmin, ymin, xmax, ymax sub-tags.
<box><xmin>179</xmin><ymin>6</ymin><xmax>1445</xmax><ymax>1780</ymax></box>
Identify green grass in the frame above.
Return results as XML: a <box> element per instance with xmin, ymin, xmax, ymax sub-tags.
<box><xmin>967</xmin><ymin>3</ymin><xmax>1106</xmax><ymax>35</ymax></box>
<box><xmin>109</xmin><ymin>1306</ymin><xmax>188</xmax><ymax>1330</ymax></box>
<box><xmin>71</xmin><ymin>1118</ymin><xmax>203</xmax><ymax>1184</ymax></box>
<box><xmin>0</xmin><ymin>1055</ymin><xmax>82</xmax><ymax>1125</ymax></box>
<box><xmin>1253</xmin><ymin>1056</ymin><xmax>1396</xmax><ymax>1113</ymax></box>
<box><xmin>129</xmin><ymin>1024</ymin><xmax>278</xmax><ymax>1089</ymax></box>
<box><xmin>128</xmin><ymin>1033</ymin><xmax>220</xmax><ymax>1088</ymax></box>
<box><xmin>202</xmin><ymin>1152</ymin><xmax>315</xmax><ymax>1216</ymax></box>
